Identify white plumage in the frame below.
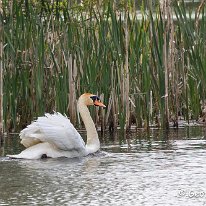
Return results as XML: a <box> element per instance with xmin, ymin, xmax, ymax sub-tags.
<box><xmin>21</xmin><ymin>112</ymin><xmax>85</xmax><ymax>150</ymax></box>
<box><xmin>7</xmin><ymin>93</ymin><xmax>106</xmax><ymax>159</ymax></box>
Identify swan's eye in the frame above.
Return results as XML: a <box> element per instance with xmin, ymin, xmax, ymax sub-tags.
<box><xmin>90</xmin><ymin>96</ymin><xmax>100</xmax><ymax>102</ymax></box>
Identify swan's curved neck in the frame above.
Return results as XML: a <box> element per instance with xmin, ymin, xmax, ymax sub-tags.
<box><xmin>78</xmin><ymin>100</ymin><xmax>100</xmax><ymax>154</ymax></box>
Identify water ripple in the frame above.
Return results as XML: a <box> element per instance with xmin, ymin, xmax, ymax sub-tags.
<box><xmin>1</xmin><ymin>129</ymin><xmax>206</xmax><ymax>206</ymax></box>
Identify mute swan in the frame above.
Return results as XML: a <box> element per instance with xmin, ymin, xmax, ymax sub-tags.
<box><xmin>7</xmin><ymin>93</ymin><xmax>106</xmax><ymax>159</ymax></box>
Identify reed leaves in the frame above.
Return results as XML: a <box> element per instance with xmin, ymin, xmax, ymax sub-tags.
<box><xmin>1</xmin><ymin>0</ymin><xmax>206</xmax><ymax>131</ymax></box>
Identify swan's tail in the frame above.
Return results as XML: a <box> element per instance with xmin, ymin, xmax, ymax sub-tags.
<box><xmin>7</xmin><ymin>151</ymin><xmax>42</xmax><ymax>159</ymax></box>
<box><xmin>7</xmin><ymin>154</ymin><xmax>25</xmax><ymax>159</ymax></box>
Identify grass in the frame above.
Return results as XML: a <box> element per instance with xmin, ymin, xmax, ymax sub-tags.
<box><xmin>1</xmin><ymin>0</ymin><xmax>206</xmax><ymax>132</ymax></box>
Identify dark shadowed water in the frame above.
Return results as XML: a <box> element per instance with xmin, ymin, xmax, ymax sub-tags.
<box><xmin>0</xmin><ymin>127</ymin><xmax>206</xmax><ymax>206</ymax></box>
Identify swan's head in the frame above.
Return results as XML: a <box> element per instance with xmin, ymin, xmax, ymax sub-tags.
<box><xmin>79</xmin><ymin>93</ymin><xmax>106</xmax><ymax>108</ymax></box>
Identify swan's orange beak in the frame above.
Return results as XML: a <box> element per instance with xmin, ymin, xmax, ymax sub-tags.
<box><xmin>94</xmin><ymin>100</ymin><xmax>106</xmax><ymax>108</ymax></box>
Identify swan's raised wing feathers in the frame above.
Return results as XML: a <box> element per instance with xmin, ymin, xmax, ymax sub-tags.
<box><xmin>20</xmin><ymin>112</ymin><xmax>85</xmax><ymax>152</ymax></box>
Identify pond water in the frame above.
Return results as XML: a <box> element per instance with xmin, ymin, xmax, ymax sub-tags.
<box><xmin>0</xmin><ymin>127</ymin><xmax>206</xmax><ymax>206</ymax></box>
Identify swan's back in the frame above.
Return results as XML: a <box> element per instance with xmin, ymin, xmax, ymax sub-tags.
<box><xmin>20</xmin><ymin>112</ymin><xmax>86</xmax><ymax>154</ymax></box>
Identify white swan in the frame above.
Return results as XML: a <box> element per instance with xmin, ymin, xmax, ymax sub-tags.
<box><xmin>7</xmin><ymin>93</ymin><xmax>106</xmax><ymax>159</ymax></box>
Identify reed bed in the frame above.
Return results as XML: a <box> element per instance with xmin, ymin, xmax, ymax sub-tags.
<box><xmin>1</xmin><ymin>0</ymin><xmax>206</xmax><ymax>132</ymax></box>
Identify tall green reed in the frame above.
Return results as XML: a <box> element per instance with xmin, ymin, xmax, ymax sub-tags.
<box><xmin>2</xmin><ymin>0</ymin><xmax>206</xmax><ymax>132</ymax></box>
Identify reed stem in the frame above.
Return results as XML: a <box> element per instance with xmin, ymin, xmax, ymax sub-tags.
<box><xmin>0</xmin><ymin>0</ymin><xmax>3</xmax><ymax>133</ymax></box>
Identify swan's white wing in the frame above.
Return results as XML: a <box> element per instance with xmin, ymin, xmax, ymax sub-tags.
<box><xmin>20</xmin><ymin>112</ymin><xmax>85</xmax><ymax>152</ymax></box>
